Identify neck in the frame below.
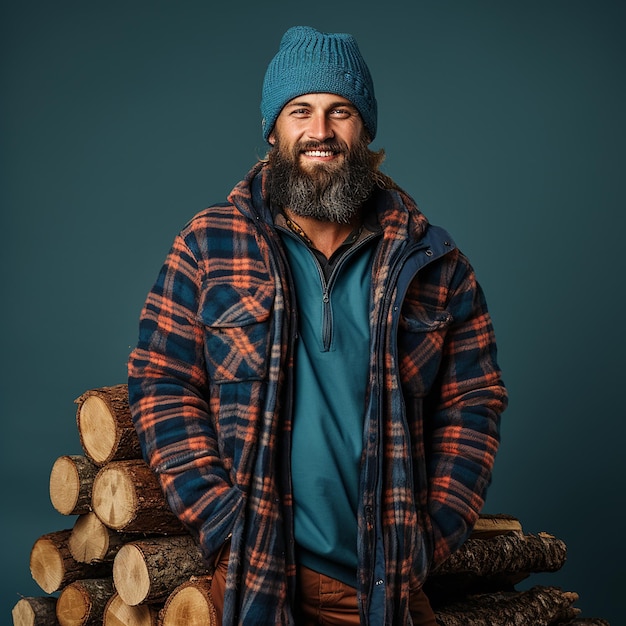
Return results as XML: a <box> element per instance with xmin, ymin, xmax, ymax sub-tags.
<box><xmin>284</xmin><ymin>208</ymin><xmax>361</xmax><ymax>259</ymax></box>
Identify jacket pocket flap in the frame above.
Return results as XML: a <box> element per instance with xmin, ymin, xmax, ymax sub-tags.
<box><xmin>199</xmin><ymin>281</ymin><xmax>273</xmax><ymax>328</ymax></box>
<box><xmin>400</xmin><ymin>304</ymin><xmax>452</xmax><ymax>332</ymax></box>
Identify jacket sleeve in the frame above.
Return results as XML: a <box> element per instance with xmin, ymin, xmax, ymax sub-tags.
<box><xmin>127</xmin><ymin>231</ymin><xmax>241</xmax><ymax>559</ymax></box>
<box><xmin>425</xmin><ymin>251</ymin><xmax>508</xmax><ymax>569</ymax></box>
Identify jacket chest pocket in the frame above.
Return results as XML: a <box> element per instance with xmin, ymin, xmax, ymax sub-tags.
<box><xmin>397</xmin><ymin>302</ymin><xmax>453</xmax><ymax>398</ymax></box>
<box><xmin>198</xmin><ymin>280</ymin><xmax>274</xmax><ymax>383</ymax></box>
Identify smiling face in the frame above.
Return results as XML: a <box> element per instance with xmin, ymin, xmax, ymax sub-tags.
<box><xmin>266</xmin><ymin>94</ymin><xmax>383</xmax><ymax>224</ymax></box>
<box><xmin>268</xmin><ymin>93</ymin><xmax>368</xmax><ymax>173</ymax></box>
<box><xmin>266</xmin><ymin>92</ymin><xmax>385</xmax><ymax>223</ymax></box>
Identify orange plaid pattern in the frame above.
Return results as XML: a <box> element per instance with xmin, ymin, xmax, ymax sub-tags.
<box><xmin>128</xmin><ymin>162</ymin><xmax>507</xmax><ymax>624</ymax></box>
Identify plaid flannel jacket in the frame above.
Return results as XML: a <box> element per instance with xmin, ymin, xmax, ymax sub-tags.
<box><xmin>128</xmin><ymin>162</ymin><xmax>507</xmax><ymax>624</ymax></box>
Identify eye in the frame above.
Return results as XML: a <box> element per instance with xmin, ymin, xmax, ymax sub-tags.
<box><xmin>330</xmin><ymin>108</ymin><xmax>352</xmax><ymax>118</ymax></box>
<box><xmin>290</xmin><ymin>108</ymin><xmax>310</xmax><ymax>118</ymax></box>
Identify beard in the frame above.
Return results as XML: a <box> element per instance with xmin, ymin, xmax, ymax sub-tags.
<box><xmin>266</xmin><ymin>133</ymin><xmax>381</xmax><ymax>224</ymax></box>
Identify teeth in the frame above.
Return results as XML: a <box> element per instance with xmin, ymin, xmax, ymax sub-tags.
<box><xmin>304</xmin><ymin>150</ymin><xmax>333</xmax><ymax>157</ymax></box>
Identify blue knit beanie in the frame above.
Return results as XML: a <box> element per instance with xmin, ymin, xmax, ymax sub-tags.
<box><xmin>261</xmin><ymin>26</ymin><xmax>377</xmax><ymax>143</ymax></box>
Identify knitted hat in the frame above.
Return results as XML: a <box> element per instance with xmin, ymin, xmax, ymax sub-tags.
<box><xmin>261</xmin><ymin>26</ymin><xmax>377</xmax><ymax>143</ymax></box>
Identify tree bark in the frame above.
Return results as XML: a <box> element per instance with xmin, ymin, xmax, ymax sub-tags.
<box><xmin>49</xmin><ymin>455</ymin><xmax>99</xmax><ymax>516</ymax></box>
<box><xmin>160</xmin><ymin>576</ymin><xmax>217</xmax><ymax>626</ymax></box>
<box><xmin>112</xmin><ymin>535</ymin><xmax>210</xmax><ymax>606</ymax></box>
<box><xmin>56</xmin><ymin>578</ymin><xmax>115</xmax><ymax>626</ymax></box>
<box><xmin>433</xmin><ymin>586</ymin><xmax>581</xmax><ymax>626</ymax></box>
<box><xmin>75</xmin><ymin>384</ymin><xmax>141</xmax><ymax>466</ymax></box>
<box><xmin>11</xmin><ymin>596</ymin><xmax>59</xmax><ymax>626</ymax></box>
<box><xmin>102</xmin><ymin>593</ymin><xmax>161</xmax><ymax>626</ymax></box>
<box><xmin>29</xmin><ymin>530</ymin><xmax>112</xmax><ymax>594</ymax></box>
<box><xmin>69</xmin><ymin>512</ymin><xmax>138</xmax><ymax>564</ymax></box>
<box><xmin>433</xmin><ymin>531</ymin><xmax>567</xmax><ymax>578</ymax></box>
<box><xmin>427</xmin><ymin>532</ymin><xmax>568</xmax><ymax>603</ymax></box>
<box><xmin>91</xmin><ymin>459</ymin><xmax>185</xmax><ymax>533</ymax></box>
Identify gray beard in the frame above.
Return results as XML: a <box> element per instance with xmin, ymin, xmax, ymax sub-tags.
<box><xmin>267</xmin><ymin>137</ymin><xmax>376</xmax><ymax>224</ymax></box>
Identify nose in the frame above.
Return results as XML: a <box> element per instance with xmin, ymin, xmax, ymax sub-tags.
<box><xmin>307</xmin><ymin>112</ymin><xmax>334</xmax><ymax>142</ymax></box>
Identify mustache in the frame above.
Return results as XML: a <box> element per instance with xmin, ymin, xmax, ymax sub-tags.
<box><xmin>296</xmin><ymin>140</ymin><xmax>346</xmax><ymax>154</ymax></box>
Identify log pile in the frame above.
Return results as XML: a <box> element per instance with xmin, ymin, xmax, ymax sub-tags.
<box><xmin>12</xmin><ymin>384</ymin><xmax>609</xmax><ymax>626</ymax></box>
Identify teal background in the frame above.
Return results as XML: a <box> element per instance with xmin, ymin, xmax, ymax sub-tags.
<box><xmin>2</xmin><ymin>1</ymin><xmax>624</xmax><ymax>622</ymax></box>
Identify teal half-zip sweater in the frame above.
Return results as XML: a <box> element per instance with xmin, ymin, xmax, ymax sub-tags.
<box><xmin>280</xmin><ymin>225</ymin><xmax>380</xmax><ymax>587</ymax></box>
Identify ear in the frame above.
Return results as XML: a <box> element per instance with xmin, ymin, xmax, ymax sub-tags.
<box><xmin>268</xmin><ymin>131</ymin><xmax>276</xmax><ymax>146</ymax></box>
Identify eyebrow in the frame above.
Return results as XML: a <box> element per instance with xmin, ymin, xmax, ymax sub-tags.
<box><xmin>284</xmin><ymin>99</ymin><xmax>358</xmax><ymax>110</ymax></box>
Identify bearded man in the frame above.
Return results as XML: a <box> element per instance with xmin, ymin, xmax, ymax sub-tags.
<box><xmin>128</xmin><ymin>26</ymin><xmax>507</xmax><ymax>626</ymax></box>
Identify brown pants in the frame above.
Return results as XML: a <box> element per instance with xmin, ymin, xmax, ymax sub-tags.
<box><xmin>297</xmin><ymin>565</ymin><xmax>437</xmax><ymax>626</ymax></box>
<box><xmin>210</xmin><ymin>545</ymin><xmax>437</xmax><ymax>625</ymax></box>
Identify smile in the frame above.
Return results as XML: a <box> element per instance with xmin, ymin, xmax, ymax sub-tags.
<box><xmin>302</xmin><ymin>150</ymin><xmax>336</xmax><ymax>157</ymax></box>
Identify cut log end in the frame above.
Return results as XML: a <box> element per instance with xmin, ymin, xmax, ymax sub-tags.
<box><xmin>103</xmin><ymin>593</ymin><xmax>160</xmax><ymax>626</ymax></box>
<box><xmin>92</xmin><ymin>465</ymin><xmax>137</xmax><ymax>530</ymax></box>
<box><xmin>56</xmin><ymin>585</ymin><xmax>91</xmax><ymax>626</ymax></box>
<box><xmin>112</xmin><ymin>544</ymin><xmax>151</xmax><ymax>606</ymax></box>
<box><xmin>69</xmin><ymin>513</ymin><xmax>111</xmax><ymax>563</ymax></box>
<box><xmin>30</xmin><ymin>530</ymin><xmax>113</xmax><ymax>595</ymax></box>
<box><xmin>78</xmin><ymin>396</ymin><xmax>117</xmax><ymax>465</ymax></box>
<box><xmin>113</xmin><ymin>536</ymin><xmax>210</xmax><ymax>606</ymax></box>
<box><xmin>30</xmin><ymin>537</ymin><xmax>65</xmax><ymax>594</ymax></box>
<box><xmin>49</xmin><ymin>455</ymin><xmax>98</xmax><ymax>516</ymax></box>
<box><xmin>91</xmin><ymin>460</ymin><xmax>184</xmax><ymax>534</ymax></box>
<box><xmin>75</xmin><ymin>385</ymin><xmax>141</xmax><ymax>466</ymax></box>
<box><xmin>49</xmin><ymin>456</ymin><xmax>81</xmax><ymax>515</ymax></box>
<box><xmin>12</xmin><ymin>599</ymin><xmax>36</xmax><ymax>626</ymax></box>
<box><xmin>161</xmin><ymin>581</ymin><xmax>217</xmax><ymax>626</ymax></box>
<box><xmin>56</xmin><ymin>578</ymin><xmax>116</xmax><ymax>626</ymax></box>
<box><xmin>12</xmin><ymin>597</ymin><xmax>59</xmax><ymax>626</ymax></box>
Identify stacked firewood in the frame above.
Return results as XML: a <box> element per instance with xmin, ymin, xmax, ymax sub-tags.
<box><xmin>12</xmin><ymin>384</ymin><xmax>609</xmax><ymax>626</ymax></box>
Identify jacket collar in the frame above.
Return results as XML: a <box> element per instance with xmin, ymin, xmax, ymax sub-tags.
<box><xmin>228</xmin><ymin>161</ymin><xmax>430</xmax><ymax>246</ymax></box>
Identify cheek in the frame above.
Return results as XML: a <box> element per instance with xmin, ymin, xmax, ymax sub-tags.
<box><xmin>344</xmin><ymin>126</ymin><xmax>368</xmax><ymax>149</ymax></box>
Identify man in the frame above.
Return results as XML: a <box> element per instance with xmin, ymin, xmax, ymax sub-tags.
<box><xmin>128</xmin><ymin>26</ymin><xmax>507</xmax><ymax>625</ymax></box>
